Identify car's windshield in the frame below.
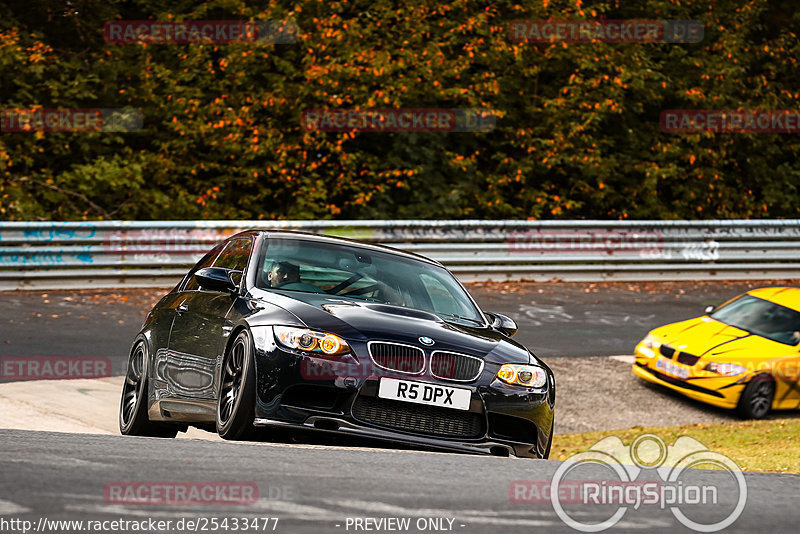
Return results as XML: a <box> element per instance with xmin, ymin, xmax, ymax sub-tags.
<box><xmin>255</xmin><ymin>237</ymin><xmax>485</xmax><ymax>325</ymax></box>
<box><xmin>711</xmin><ymin>294</ymin><xmax>800</xmax><ymax>345</ymax></box>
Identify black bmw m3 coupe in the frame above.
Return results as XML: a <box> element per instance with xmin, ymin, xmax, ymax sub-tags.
<box><xmin>119</xmin><ymin>231</ymin><xmax>555</xmax><ymax>458</ymax></box>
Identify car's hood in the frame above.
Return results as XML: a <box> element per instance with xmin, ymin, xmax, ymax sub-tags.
<box><xmin>653</xmin><ymin>316</ymin><xmax>783</xmax><ymax>360</ymax></box>
<box><xmin>247</xmin><ymin>289</ymin><xmax>532</xmax><ymax>365</ymax></box>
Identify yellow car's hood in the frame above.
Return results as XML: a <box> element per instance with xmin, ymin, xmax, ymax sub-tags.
<box><xmin>654</xmin><ymin>316</ymin><xmax>759</xmax><ymax>358</ymax></box>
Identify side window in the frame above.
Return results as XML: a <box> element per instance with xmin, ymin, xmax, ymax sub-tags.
<box><xmin>419</xmin><ymin>274</ymin><xmax>464</xmax><ymax>316</ymax></box>
<box><xmin>212</xmin><ymin>238</ymin><xmax>253</xmax><ymax>286</ymax></box>
<box><xmin>182</xmin><ymin>243</ymin><xmax>224</xmax><ymax>291</ymax></box>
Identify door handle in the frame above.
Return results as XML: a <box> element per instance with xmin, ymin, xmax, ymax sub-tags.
<box><xmin>176</xmin><ymin>303</ymin><xmax>189</xmax><ymax>315</ymax></box>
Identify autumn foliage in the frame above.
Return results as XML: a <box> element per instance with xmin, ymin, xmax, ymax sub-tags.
<box><xmin>0</xmin><ymin>0</ymin><xmax>798</xmax><ymax>221</ymax></box>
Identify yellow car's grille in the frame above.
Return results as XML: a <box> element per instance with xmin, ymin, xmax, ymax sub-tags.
<box><xmin>676</xmin><ymin>352</ymin><xmax>700</xmax><ymax>366</ymax></box>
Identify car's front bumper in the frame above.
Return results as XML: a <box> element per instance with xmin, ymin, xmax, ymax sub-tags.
<box><xmin>251</xmin><ymin>339</ymin><xmax>554</xmax><ymax>459</ymax></box>
<box><xmin>632</xmin><ymin>344</ymin><xmax>744</xmax><ymax>409</ymax></box>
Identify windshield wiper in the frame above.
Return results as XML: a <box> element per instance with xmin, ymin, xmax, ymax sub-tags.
<box><xmin>437</xmin><ymin>313</ymin><xmax>484</xmax><ymax>326</ymax></box>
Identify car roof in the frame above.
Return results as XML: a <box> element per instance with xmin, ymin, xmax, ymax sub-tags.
<box><xmin>746</xmin><ymin>287</ymin><xmax>800</xmax><ymax>311</ymax></box>
<box><xmin>230</xmin><ymin>229</ymin><xmax>444</xmax><ymax>267</ymax></box>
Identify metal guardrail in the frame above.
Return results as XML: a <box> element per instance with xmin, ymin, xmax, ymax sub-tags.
<box><xmin>1</xmin><ymin>220</ymin><xmax>799</xmax><ymax>289</ymax></box>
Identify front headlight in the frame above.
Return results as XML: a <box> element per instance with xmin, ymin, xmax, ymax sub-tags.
<box><xmin>705</xmin><ymin>362</ymin><xmax>748</xmax><ymax>376</ymax></box>
<box><xmin>641</xmin><ymin>334</ymin><xmax>661</xmax><ymax>350</ymax></box>
<box><xmin>496</xmin><ymin>364</ymin><xmax>547</xmax><ymax>388</ymax></box>
<box><xmin>273</xmin><ymin>326</ymin><xmax>350</xmax><ymax>356</ymax></box>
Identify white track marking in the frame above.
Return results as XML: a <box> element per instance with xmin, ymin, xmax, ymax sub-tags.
<box><xmin>0</xmin><ymin>499</ymin><xmax>31</xmax><ymax>514</ymax></box>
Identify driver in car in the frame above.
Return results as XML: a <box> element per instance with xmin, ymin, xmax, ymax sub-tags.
<box><xmin>267</xmin><ymin>261</ymin><xmax>322</xmax><ymax>292</ymax></box>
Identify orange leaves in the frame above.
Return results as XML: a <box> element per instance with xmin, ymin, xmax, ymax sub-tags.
<box><xmin>26</xmin><ymin>41</ymin><xmax>52</xmax><ymax>63</ymax></box>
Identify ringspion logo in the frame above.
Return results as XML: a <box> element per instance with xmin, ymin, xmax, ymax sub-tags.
<box><xmin>515</xmin><ymin>434</ymin><xmax>747</xmax><ymax>532</ymax></box>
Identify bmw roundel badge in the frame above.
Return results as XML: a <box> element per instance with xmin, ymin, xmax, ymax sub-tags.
<box><xmin>419</xmin><ymin>336</ymin><xmax>435</xmax><ymax>346</ymax></box>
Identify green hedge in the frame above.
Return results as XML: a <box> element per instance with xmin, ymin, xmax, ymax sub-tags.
<box><xmin>1</xmin><ymin>0</ymin><xmax>798</xmax><ymax>221</ymax></box>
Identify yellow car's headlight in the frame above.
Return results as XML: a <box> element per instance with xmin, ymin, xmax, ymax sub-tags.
<box><xmin>273</xmin><ymin>326</ymin><xmax>350</xmax><ymax>356</ymax></box>
<box><xmin>641</xmin><ymin>334</ymin><xmax>661</xmax><ymax>351</ymax></box>
<box><xmin>705</xmin><ymin>362</ymin><xmax>748</xmax><ymax>376</ymax></box>
<box><xmin>496</xmin><ymin>364</ymin><xmax>547</xmax><ymax>388</ymax></box>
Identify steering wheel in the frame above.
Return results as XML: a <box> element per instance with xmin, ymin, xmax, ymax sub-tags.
<box><xmin>325</xmin><ymin>273</ymin><xmax>364</xmax><ymax>295</ymax></box>
<box><xmin>342</xmin><ymin>283</ymin><xmax>381</xmax><ymax>297</ymax></box>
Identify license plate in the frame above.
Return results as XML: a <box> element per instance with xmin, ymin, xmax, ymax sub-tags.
<box><xmin>656</xmin><ymin>357</ymin><xmax>689</xmax><ymax>379</ymax></box>
<box><xmin>377</xmin><ymin>378</ymin><xmax>471</xmax><ymax>411</ymax></box>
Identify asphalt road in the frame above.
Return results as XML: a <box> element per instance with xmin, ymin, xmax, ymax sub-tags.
<box><xmin>1</xmin><ymin>282</ymin><xmax>799</xmax><ymax>533</ymax></box>
<box><xmin>0</xmin><ymin>429</ymin><xmax>797</xmax><ymax>534</ymax></box>
<box><xmin>0</xmin><ymin>281</ymin><xmax>777</xmax><ymax>375</ymax></box>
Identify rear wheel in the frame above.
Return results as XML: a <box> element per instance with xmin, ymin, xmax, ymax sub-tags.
<box><xmin>736</xmin><ymin>375</ymin><xmax>775</xmax><ymax>419</ymax></box>
<box><xmin>217</xmin><ymin>330</ymin><xmax>257</xmax><ymax>440</ymax></box>
<box><xmin>119</xmin><ymin>341</ymin><xmax>178</xmax><ymax>438</ymax></box>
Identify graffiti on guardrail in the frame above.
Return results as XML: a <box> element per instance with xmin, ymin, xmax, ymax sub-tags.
<box><xmin>327</xmin><ymin>226</ymin><xmax>516</xmax><ymax>242</ymax></box>
<box><xmin>21</xmin><ymin>227</ymin><xmax>97</xmax><ymax>242</ymax></box>
<box><xmin>638</xmin><ymin>240</ymin><xmax>720</xmax><ymax>261</ymax></box>
<box><xmin>0</xmin><ymin>221</ymin><xmax>798</xmax><ymax>287</ymax></box>
<box><xmin>683</xmin><ymin>241</ymin><xmax>720</xmax><ymax>261</ymax></box>
<box><xmin>668</xmin><ymin>226</ymin><xmax>800</xmax><ymax>238</ymax></box>
<box><xmin>0</xmin><ymin>253</ymin><xmax>94</xmax><ymax>266</ymax></box>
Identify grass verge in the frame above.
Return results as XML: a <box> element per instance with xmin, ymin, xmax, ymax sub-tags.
<box><xmin>553</xmin><ymin>417</ymin><xmax>800</xmax><ymax>473</ymax></box>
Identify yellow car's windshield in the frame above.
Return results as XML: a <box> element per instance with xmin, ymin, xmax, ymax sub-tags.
<box><xmin>711</xmin><ymin>295</ymin><xmax>800</xmax><ymax>346</ymax></box>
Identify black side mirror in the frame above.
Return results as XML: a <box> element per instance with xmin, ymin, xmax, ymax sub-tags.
<box><xmin>195</xmin><ymin>267</ymin><xmax>238</xmax><ymax>293</ymax></box>
<box><xmin>486</xmin><ymin>312</ymin><xmax>518</xmax><ymax>337</ymax></box>
<box><xmin>704</xmin><ymin>305</ymin><xmax>716</xmax><ymax>314</ymax></box>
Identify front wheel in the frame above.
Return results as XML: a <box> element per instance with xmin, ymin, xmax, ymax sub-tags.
<box><xmin>119</xmin><ymin>340</ymin><xmax>178</xmax><ymax>438</ymax></box>
<box><xmin>736</xmin><ymin>375</ymin><xmax>775</xmax><ymax>419</ymax></box>
<box><xmin>217</xmin><ymin>330</ymin><xmax>257</xmax><ymax>440</ymax></box>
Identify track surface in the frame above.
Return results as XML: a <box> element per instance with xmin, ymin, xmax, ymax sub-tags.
<box><xmin>2</xmin><ymin>281</ymin><xmax>799</xmax><ymax>533</ymax></box>
<box><xmin>0</xmin><ymin>281</ymin><xmax>779</xmax><ymax>373</ymax></box>
<box><xmin>1</xmin><ymin>429</ymin><xmax>798</xmax><ymax>534</ymax></box>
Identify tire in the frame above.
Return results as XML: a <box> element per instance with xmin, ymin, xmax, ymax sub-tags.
<box><xmin>736</xmin><ymin>374</ymin><xmax>775</xmax><ymax>419</ymax></box>
<box><xmin>119</xmin><ymin>340</ymin><xmax>178</xmax><ymax>438</ymax></box>
<box><xmin>216</xmin><ymin>329</ymin><xmax>257</xmax><ymax>440</ymax></box>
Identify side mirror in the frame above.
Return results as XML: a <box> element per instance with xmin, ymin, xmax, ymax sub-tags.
<box><xmin>195</xmin><ymin>267</ymin><xmax>238</xmax><ymax>293</ymax></box>
<box><xmin>486</xmin><ymin>312</ymin><xmax>518</xmax><ymax>337</ymax></box>
<box><xmin>704</xmin><ymin>305</ymin><xmax>716</xmax><ymax>314</ymax></box>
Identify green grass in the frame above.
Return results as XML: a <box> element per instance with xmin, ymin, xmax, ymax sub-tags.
<box><xmin>553</xmin><ymin>417</ymin><xmax>800</xmax><ymax>473</ymax></box>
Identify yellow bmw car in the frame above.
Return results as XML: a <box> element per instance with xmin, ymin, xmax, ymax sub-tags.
<box><xmin>633</xmin><ymin>287</ymin><xmax>800</xmax><ymax>418</ymax></box>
